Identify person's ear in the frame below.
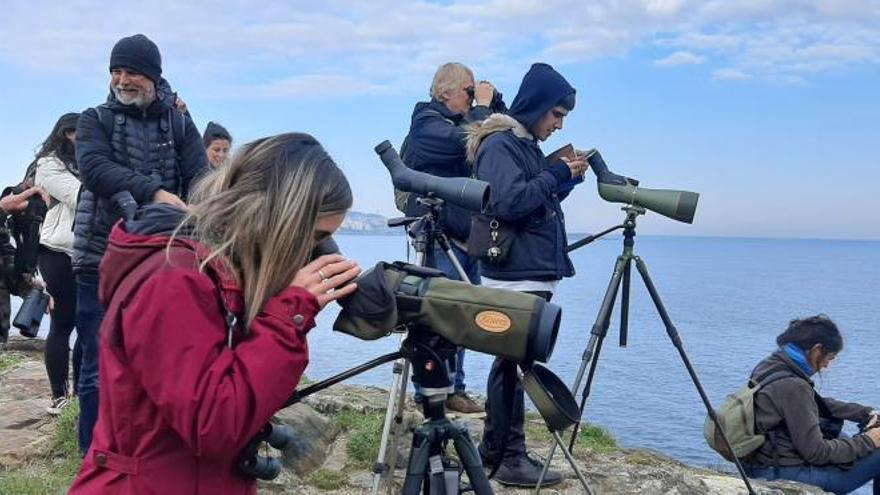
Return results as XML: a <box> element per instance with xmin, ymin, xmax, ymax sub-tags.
<box><xmin>808</xmin><ymin>343</ymin><xmax>824</xmax><ymax>366</ymax></box>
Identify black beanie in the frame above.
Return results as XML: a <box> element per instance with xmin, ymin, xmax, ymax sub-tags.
<box><xmin>109</xmin><ymin>34</ymin><xmax>162</xmax><ymax>83</ymax></box>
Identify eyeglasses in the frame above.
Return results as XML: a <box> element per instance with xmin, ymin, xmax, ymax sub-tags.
<box><xmin>464</xmin><ymin>87</ymin><xmax>475</xmax><ymax>99</ymax></box>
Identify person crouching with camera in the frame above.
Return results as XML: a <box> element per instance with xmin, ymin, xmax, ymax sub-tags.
<box><xmin>68</xmin><ymin>133</ymin><xmax>361</xmax><ymax>494</ymax></box>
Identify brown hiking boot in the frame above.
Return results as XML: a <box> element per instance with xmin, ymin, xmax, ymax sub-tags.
<box><xmin>445</xmin><ymin>392</ymin><xmax>484</xmax><ymax>414</ymax></box>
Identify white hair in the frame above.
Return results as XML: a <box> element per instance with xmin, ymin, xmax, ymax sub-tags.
<box><xmin>430</xmin><ymin>63</ymin><xmax>474</xmax><ymax>101</ymax></box>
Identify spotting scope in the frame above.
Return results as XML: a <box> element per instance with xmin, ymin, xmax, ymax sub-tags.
<box><xmin>586</xmin><ymin>150</ymin><xmax>699</xmax><ymax>224</ymax></box>
<box><xmin>375</xmin><ymin>140</ymin><xmax>489</xmax><ymax>213</ymax></box>
<box><xmin>334</xmin><ymin>262</ymin><xmax>562</xmax><ymax>365</ymax></box>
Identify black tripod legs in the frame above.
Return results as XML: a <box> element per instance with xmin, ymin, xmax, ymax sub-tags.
<box><xmin>632</xmin><ymin>257</ymin><xmax>756</xmax><ymax>494</ymax></box>
<box><xmin>401</xmin><ymin>419</ymin><xmax>494</xmax><ymax>495</ymax></box>
<box><xmin>449</xmin><ymin>420</ymin><xmax>495</xmax><ymax>495</ymax></box>
<box><xmin>535</xmin><ymin>254</ymin><xmax>629</xmax><ymax>491</ymax></box>
<box><xmin>567</xmin><ymin>253</ymin><xmax>629</xmax><ymax>451</ymax></box>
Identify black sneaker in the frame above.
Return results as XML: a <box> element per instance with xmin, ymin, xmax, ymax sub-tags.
<box><xmin>494</xmin><ymin>452</ymin><xmax>562</xmax><ymax>488</ymax></box>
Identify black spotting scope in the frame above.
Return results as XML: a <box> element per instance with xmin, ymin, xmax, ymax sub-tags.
<box><xmin>587</xmin><ymin>150</ymin><xmax>700</xmax><ymax>224</ymax></box>
<box><xmin>374</xmin><ymin>140</ymin><xmax>489</xmax><ymax>213</ymax></box>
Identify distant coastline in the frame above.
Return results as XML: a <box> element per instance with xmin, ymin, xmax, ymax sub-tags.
<box><xmin>338</xmin><ymin>211</ymin><xmax>399</xmax><ymax>235</ymax></box>
<box><xmin>340</xmin><ymin>212</ymin><xmax>879</xmax><ymax>242</ymax></box>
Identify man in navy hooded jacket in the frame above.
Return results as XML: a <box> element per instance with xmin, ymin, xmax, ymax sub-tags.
<box><xmin>400</xmin><ymin>62</ymin><xmax>504</xmax><ymax>414</ymax></box>
<box><xmin>467</xmin><ymin>63</ymin><xmax>587</xmax><ymax>487</ymax></box>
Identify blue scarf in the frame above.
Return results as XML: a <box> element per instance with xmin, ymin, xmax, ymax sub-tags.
<box><xmin>783</xmin><ymin>343</ymin><xmax>815</xmax><ymax>376</ymax></box>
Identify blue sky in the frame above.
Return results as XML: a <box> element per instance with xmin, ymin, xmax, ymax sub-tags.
<box><xmin>1</xmin><ymin>0</ymin><xmax>878</xmax><ymax>239</ymax></box>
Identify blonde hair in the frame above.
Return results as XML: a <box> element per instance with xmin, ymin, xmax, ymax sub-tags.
<box><xmin>430</xmin><ymin>62</ymin><xmax>474</xmax><ymax>101</ymax></box>
<box><xmin>178</xmin><ymin>133</ymin><xmax>352</xmax><ymax>326</ymax></box>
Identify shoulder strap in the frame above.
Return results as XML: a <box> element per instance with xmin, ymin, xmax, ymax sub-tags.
<box><xmin>423</xmin><ymin>108</ymin><xmax>456</xmax><ymax>126</ymax></box>
<box><xmin>753</xmin><ymin>369</ymin><xmax>797</xmax><ymax>389</ymax></box>
<box><xmin>750</xmin><ymin>367</ymin><xmax>797</xmax><ymax>470</ymax></box>
<box><xmin>165</xmin><ymin>108</ymin><xmax>187</xmax><ymax>155</ymax></box>
<box><xmin>94</xmin><ymin>105</ymin><xmax>119</xmax><ymax>138</ymax></box>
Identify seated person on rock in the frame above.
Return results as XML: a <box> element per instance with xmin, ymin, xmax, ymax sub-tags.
<box><xmin>744</xmin><ymin>314</ymin><xmax>880</xmax><ymax>495</ymax></box>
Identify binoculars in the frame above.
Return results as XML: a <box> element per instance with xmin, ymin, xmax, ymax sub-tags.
<box><xmin>13</xmin><ymin>287</ymin><xmax>49</xmax><ymax>338</ymax></box>
<box><xmin>237</xmin><ymin>422</ymin><xmax>296</xmax><ymax>480</ymax></box>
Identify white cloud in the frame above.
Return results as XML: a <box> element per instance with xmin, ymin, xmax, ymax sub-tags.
<box><xmin>240</xmin><ymin>74</ymin><xmax>392</xmax><ymax>98</ymax></box>
<box><xmin>0</xmin><ymin>0</ymin><xmax>877</xmax><ymax>95</ymax></box>
<box><xmin>712</xmin><ymin>68</ymin><xmax>752</xmax><ymax>80</ymax></box>
<box><xmin>654</xmin><ymin>50</ymin><xmax>706</xmax><ymax>66</ymax></box>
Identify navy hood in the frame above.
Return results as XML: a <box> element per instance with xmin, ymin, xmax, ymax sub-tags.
<box><xmin>126</xmin><ymin>203</ymin><xmax>190</xmax><ymax>236</ymax></box>
<box><xmin>508</xmin><ymin>63</ymin><xmax>575</xmax><ymax>132</ymax></box>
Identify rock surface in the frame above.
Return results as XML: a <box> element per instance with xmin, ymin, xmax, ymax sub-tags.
<box><xmin>0</xmin><ymin>357</ymin><xmax>56</xmax><ymax>466</ymax></box>
<box><xmin>0</xmin><ymin>344</ymin><xmax>830</xmax><ymax>494</ymax></box>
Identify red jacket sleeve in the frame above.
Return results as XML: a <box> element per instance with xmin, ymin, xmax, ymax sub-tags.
<box><xmin>120</xmin><ymin>267</ymin><xmax>319</xmax><ymax>459</ymax></box>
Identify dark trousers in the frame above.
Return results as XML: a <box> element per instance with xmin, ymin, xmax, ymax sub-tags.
<box><xmin>38</xmin><ymin>247</ymin><xmax>81</xmax><ymax>398</ymax></box>
<box><xmin>747</xmin><ymin>449</ymin><xmax>880</xmax><ymax>494</ymax></box>
<box><xmin>480</xmin><ymin>290</ymin><xmax>553</xmax><ymax>462</ymax></box>
<box><xmin>76</xmin><ymin>272</ymin><xmax>104</xmax><ymax>456</ymax></box>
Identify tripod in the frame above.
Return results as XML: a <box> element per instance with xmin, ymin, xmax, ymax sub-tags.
<box><xmin>283</xmin><ymin>333</ymin><xmax>493</xmax><ymax>494</ymax></box>
<box><xmin>534</xmin><ymin>205</ymin><xmax>757</xmax><ymax>495</ymax></box>
<box><xmin>401</xmin><ymin>334</ymin><xmax>495</xmax><ymax>495</ymax></box>
<box><xmin>371</xmin><ymin>195</ymin><xmax>476</xmax><ymax>495</ymax></box>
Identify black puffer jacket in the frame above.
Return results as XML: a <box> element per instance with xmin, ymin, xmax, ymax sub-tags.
<box><xmin>73</xmin><ymin>79</ymin><xmax>208</xmax><ymax>274</ymax></box>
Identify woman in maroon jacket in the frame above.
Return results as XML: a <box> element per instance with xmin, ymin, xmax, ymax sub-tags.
<box><xmin>69</xmin><ymin>133</ymin><xmax>360</xmax><ymax>494</ymax></box>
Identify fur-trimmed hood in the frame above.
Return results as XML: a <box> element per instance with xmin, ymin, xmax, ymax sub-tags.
<box><xmin>465</xmin><ymin>113</ymin><xmax>533</xmax><ymax>164</ymax></box>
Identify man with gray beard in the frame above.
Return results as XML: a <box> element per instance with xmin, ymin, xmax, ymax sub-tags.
<box><xmin>72</xmin><ymin>33</ymin><xmax>208</xmax><ymax>456</ymax></box>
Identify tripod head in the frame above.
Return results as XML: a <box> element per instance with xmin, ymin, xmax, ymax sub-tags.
<box><xmin>388</xmin><ymin>194</ymin><xmax>458</xmax><ymax>266</ymax></box>
<box><xmin>401</xmin><ymin>331</ymin><xmax>457</xmax><ymax>420</ymax></box>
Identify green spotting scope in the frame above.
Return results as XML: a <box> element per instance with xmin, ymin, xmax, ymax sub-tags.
<box><xmin>587</xmin><ymin>150</ymin><xmax>700</xmax><ymax>224</ymax></box>
<box><xmin>334</xmin><ymin>262</ymin><xmax>561</xmax><ymax>364</ymax></box>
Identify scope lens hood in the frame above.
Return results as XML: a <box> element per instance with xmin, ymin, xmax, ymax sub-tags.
<box><xmin>521</xmin><ymin>363</ymin><xmax>579</xmax><ymax>431</ymax></box>
<box><xmin>528</xmin><ymin>299</ymin><xmax>561</xmax><ymax>363</ymax></box>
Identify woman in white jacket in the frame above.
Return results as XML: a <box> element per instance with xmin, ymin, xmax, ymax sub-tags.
<box><xmin>35</xmin><ymin>112</ymin><xmax>82</xmax><ymax>414</ymax></box>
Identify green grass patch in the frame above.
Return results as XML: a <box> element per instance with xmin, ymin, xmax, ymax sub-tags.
<box><xmin>524</xmin><ymin>412</ymin><xmax>617</xmax><ymax>456</ymax></box>
<box><xmin>0</xmin><ymin>352</ymin><xmax>24</xmax><ymax>373</ymax></box>
<box><xmin>53</xmin><ymin>398</ymin><xmax>81</xmax><ymax>459</ymax></box>
<box><xmin>574</xmin><ymin>423</ymin><xmax>617</xmax><ymax>454</ymax></box>
<box><xmin>0</xmin><ymin>399</ymin><xmax>82</xmax><ymax>495</ymax></box>
<box><xmin>332</xmin><ymin>409</ymin><xmax>385</xmax><ymax>468</ymax></box>
<box><xmin>306</xmin><ymin>468</ymin><xmax>349</xmax><ymax>490</ymax></box>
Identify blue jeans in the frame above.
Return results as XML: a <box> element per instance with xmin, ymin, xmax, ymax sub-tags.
<box><xmin>413</xmin><ymin>244</ymin><xmax>480</xmax><ymax>401</ymax></box>
<box><xmin>746</xmin><ymin>450</ymin><xmax>880</xmax><ymax>494</ymax></box>
<box><xmin>76</xmin><ymin>273</ymin><xmax>105</xmax><ymax>456</ymax></box>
